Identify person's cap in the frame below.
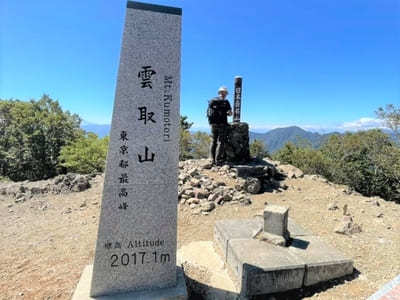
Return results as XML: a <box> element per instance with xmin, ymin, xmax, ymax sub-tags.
<box><xmin>218</xmin><ymin>86</ymin><xmax>228</xmax><ymax>94</ymax></box>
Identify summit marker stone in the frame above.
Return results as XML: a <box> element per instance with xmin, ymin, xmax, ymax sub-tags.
<box><xmin>72</xmin><ymin>1</ymin><xmax>185</xmax><ymax>299</ymax></box>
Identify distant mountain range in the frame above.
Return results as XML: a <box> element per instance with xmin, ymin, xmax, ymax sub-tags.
<box><xmin>81</xmin><ymin>123</ymin><xmax>111</xmax><ymax>138</ymax></box>
<box><xmin>249</xmin><ymin>126</ymin><xmax>338</xmax><ymax>153</ymax></box>
<box><xmin>82</xmin><ymin>123</ymin><xmax>396</xmax><ymax>154</ymax></box>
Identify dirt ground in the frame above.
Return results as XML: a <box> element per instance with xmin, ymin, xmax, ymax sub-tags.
<box><xmin>1</xmin><ymin>171</ymin><xmax>399</xmax><ymax>300</ymax></box>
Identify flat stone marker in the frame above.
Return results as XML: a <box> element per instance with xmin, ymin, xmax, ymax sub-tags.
<box><xmin>214</xmin><ymin>217</ymin><xmax>312</xmax><ymax>261</ymax></box>
<box><xmin>227</xmin><ymin>239</ymin><xmax>305</xmax><ymax>296</ymax></box>
<box><xmin>288</xmin><ymin>236</ymin><xmax>353</xmax><ymax>286</ymax></box>
<box><xmin>72</xmin><ymin>1</ymin><xmax>186</xmax><ymax>299</ymax></box>
<box><xmin>214</xmin><ymin>217</ymin><xmax>353</xmax><ymax>297</ymax></box>
<box><xmin>287</xmin><ymin>218</ymin><xmax>312</xmax><ymax>237</ymax></box>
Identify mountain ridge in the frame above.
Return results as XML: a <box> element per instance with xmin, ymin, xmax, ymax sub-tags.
<box><xmin>249</xmin><ymin>126</ymin><xmax>338</xmax><ymax>153</ymax></box>
<box><xmin>81</xmin><ymin>123</ymin><xmax>395</xmax><ymax>153</ymax></box>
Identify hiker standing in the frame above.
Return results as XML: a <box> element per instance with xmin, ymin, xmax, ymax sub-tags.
<box><xmin>207</xmin><ymin>86</ymin><xmax>232</xmax><ymax>166</ymax></box>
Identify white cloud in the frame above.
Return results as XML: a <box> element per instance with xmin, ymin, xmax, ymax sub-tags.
<box><xmin>242</xmin><ymin>117</ymin><xmax>388</xmax><ymax>134</ymax></box>
<box><xmin>337</xmin><ymin>117</ymin><xmax>387</xmax><ymax>132</ymax></box>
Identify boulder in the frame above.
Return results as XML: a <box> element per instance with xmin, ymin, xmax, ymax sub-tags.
<box><xmin>223</xmin><ymin>194</ymin><xmax>232</xmax><ymax>202</ymax></box>
<box><xmin>197</xmin><ymin>159</ymin><xmax>213</xmax><ymax>170</ymax></box>
<box><xmin>183</xmin><ymin>189</ymin><xmax>195</xmax><ymax>197</ymax></box>
<box><xmin>245</xmin><ymin>177</ymin><xmax>262</xmax><ymax>194</ymax></box>
<box><xmin>188</xmin><ymin>168</ymin><xmax>199</xmax><ymax>177</ymax></box>
<box><xmin>327</xmin><ymin>202</ymin><xmax>339</xmax><ymax>211</ymax></box>
<box><xmin>278</xmin><ymin>164</ymin><xmax>304</xmax><ymax>179</ymax></box>
<box><xmin>234</xmin><ymin>179</ymin><xmax>246</xmax><ymax>191</ymax></box>
<box><xmin>187</xmin><ymin>198</ymin><xmax>200</xmax><ymax>205</ymax></box>
<box><xmin>190</xmin><ymin>178</ymin><xmax>201</xmax><ymax>187</ymax></box>
<box><xmin>201</xmin><ymin>202</ymin><xmax>215</xmax><ymax>212</ymax></box>
<box><xmin>240</xmin><ymin>197</ymin><xmax>252</xmax><ymax>206</ymax></box>
<box><xmin>334</xmin><ymin>216</ymin><xmax>362</xmax><ymax>235</ymax></box>
<box><xmin>207</xmin><ymin>193</ymin><xmax>219</xmax><ymax>202</ymax></box>
<box><xmin>71</xmin><ymin>175</ymin><xmax>90</xmax><ymax>192</ymax></box>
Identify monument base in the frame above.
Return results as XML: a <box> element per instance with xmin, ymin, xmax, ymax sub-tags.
<box><xmin>225</xmin><ymin>122</ymin><xmax>250</xmax><ymax>164</ymax></box>
<box><xmin>72</xmin><ymin>265</ymin><xmax>188</xmax><ymax>300</ymax></box>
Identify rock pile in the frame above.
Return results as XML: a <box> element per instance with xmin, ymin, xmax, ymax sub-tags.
<box><xmin>178</xmin><ymin>158</ymin><xmax>291</xmax><ymax>214</ymax></box>
<box><xmin>178</xmin><ymin>161</ymin><xmax>252</xmax><ymax>215</ymax></box>
<box><xmin>0</xmin><ymin>173</ymin><xmax>94</xmax><ymax>203</ymax></box>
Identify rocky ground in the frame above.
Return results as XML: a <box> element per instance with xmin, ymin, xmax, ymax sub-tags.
<box><xmin>0</xmin><ymin>159</ymin><xmax>399</xmax><ymax>299</ymax></box>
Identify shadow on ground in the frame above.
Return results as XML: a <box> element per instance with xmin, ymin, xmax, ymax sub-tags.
<box><xmin>185</xmin><ymin>268</ymin><xmax>360</xmax><ymax>300</ymax></box>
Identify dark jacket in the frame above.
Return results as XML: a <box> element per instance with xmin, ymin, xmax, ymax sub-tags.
<box><xmin>207</xmin><ymin>97</ymin><xmax>232</xmax><ymax>125</ymax></box>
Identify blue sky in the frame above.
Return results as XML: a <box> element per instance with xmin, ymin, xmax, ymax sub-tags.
<box><xmin>1</xmin><ymin>0</ymin><xmax>399</xmax><ymax>133</ymax></box>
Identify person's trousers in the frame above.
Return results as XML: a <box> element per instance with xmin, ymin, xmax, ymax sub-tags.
<box><xmin>210</xmin><ymin>124</ymin><xmax>228</xmax><ymax>164</ymax></box>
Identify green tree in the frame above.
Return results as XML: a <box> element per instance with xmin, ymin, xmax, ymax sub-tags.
<box><xmin>191</xmin><ymin>131</ymin><xmax>211</xmax><ymax>159</ymax></box>
<box><xmin>0</xmin><ymin>95</ymin><xmax>81</xmax><ymax>181</ymax></box>
<box><xmin>376</xmin><ymin>104</ymin><xmax>400</xmax><ymax>142</ymax></box>
<box><xmin>274</xmin><ymin>142</ymin><xmax>329</xmax><ymax>176</ymax></box>
<box><xmin>321</xmin><ymin>130</ymin><xmax>400</xmax><ymax>201</ymax></box>
<box><xmin>59</xmin><ymin>133</ymin><xmax>109</xmax><ymax>174</ymax></box>
<box><xmin>250</xmin><ymin>139</ymin><xmax>268</xmax><ymax>159</ymax></box>
<box><xmin>179</xmin><ymin>115</ymin><xmax>193</xmax><ymax>160</ymax></box>
<box><xmin>180</xmin><ymin>115</ymin><xmax>193</xmax><ymax>131</ymax></box>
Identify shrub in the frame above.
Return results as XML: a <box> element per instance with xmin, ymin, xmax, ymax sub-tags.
<box><xmin>191</xmin><ymin>131</ymin><xmax>211</xmax><ymax>159</ymax></box>
<box><xmin>250</xmin><ymin>139</ymin><xmax>269</xmax><ymax>159</ymax></box>
<box><xmin>274</xmin><ymin>142</ymin><xmax>329</xmax><ymax>176</ymax></box>
<box><xmin>179</xmin><ymin>116</ymin><xmax>193</xmax><ymax>160</ymax></box>
<box><xmin>274</xmin><ymin>130</ymin><xmax>400</xmax><ymax>202</ymax></box>
<box><xmin>59</xmin><ymin>133</ymin><xmax>109</xmax><ymax>174</ymax></box>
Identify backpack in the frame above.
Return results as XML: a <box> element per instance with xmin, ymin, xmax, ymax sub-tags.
<box><xmin>207</xmin><ymin>98</ymin><xmax>228</xmax><ymax>124</ymax></box>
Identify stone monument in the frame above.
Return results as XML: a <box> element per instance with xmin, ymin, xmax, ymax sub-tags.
<box><xmin>72</xmin><ymin>1</ymin><xmax>187</xmax><ymax>299</ymax></box>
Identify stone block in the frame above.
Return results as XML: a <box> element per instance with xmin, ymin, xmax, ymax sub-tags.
<box><xmin>72</xmin><ymin>265</ymin><xmax>187</xmax><ymax>300</ymax></box>
<box><xmin>288</xmin><ymin>235</ymin><xmax>353</xmax><ymax>286</ymax></box>
<box><xmin>225</xmin><ymin>123</ymin><xmax>250</xmax><ymax>164</ymax></box>
<box><xmin>288</xmin><ymin>218</ymin><xmax>312</xmax><ymax>237</ymax></box>
<box><xmin>214</xmin><ymin>219</ymin><xmax>262</xmax><ymax>261</ymax></box>
<box><xmin>227</xmin><ymin>239</ymin><xmax>305</xmax><ymax>296</ymax></box>
<box><xmin>232</xmin><ymin>165</ymin><xmax>266</xmax><ymax>178</ymax></box>
<box><xmin>255</xmin><ymin>232</ymin><xmax>286</xmax><ymax>246</ymax></box>
<box><xmin>263</xmin><ymin>205</ymin><xmax>289</xmax><ymax>238</ymax></box>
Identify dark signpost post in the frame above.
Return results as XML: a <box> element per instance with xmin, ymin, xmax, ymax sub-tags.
<box><xmin>233</xmin><ymin>76</ymin><xmax>242</xmax><ymax>123</ymax></box>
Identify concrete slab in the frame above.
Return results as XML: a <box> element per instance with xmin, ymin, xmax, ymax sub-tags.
<box><xmin>72</xmin><ymin>265</ymin><xmax>188</xmax><ymax>300</ymax></box>
<box><xmin>289</xmin><ymin>236</ymin><xmax>353</xmax><ymax>286</ymax></box>
<box><xmin>214</xmin><ymin>218</ymin><xmax>312</xmax><ymax>261</ymax></box>
<box><xmin>288</xmin><ymin>218</ymin><xmax>312</xmax><ymax>237</ymax></box>
<box><xmin>177</xmin><ymin>241</ymin><xmax>242</xmax><ymax>300</ymax></box>
<box><xmin>214</xmin><ymin>219</ymin><xmax>262</xmax><ymax>261</ymax></box>
<box><xmin>227</xmin><ymin>239</ymin><xmax>305</xmax><ymax>296</ymax></box>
